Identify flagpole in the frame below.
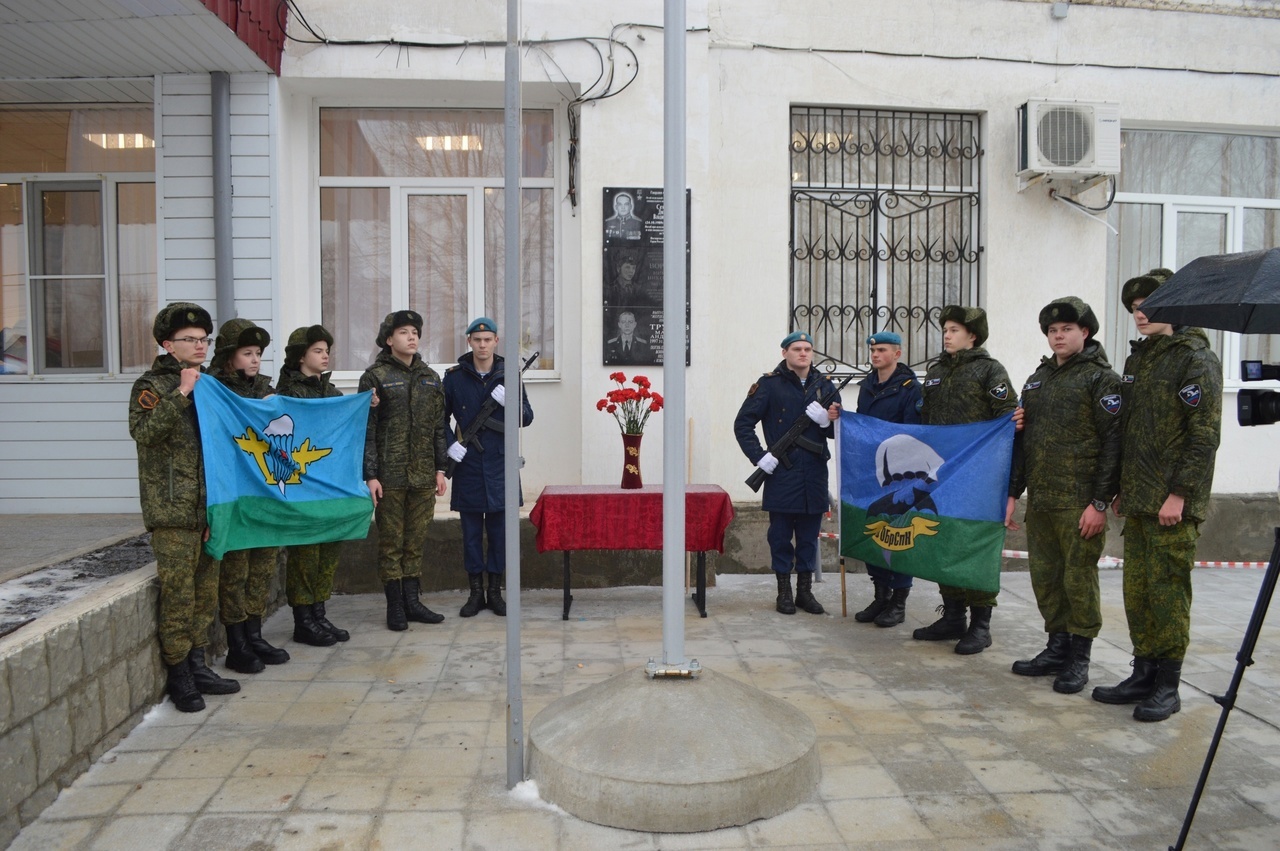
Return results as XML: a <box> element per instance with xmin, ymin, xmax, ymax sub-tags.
<box><xmin>503</xmin><ymin>0</ymin><xmax>525</xmax><ymax>790</ymax></box>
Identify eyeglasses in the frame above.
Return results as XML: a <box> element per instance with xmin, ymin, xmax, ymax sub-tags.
<box><xmin>171</xmin><ymin>336</ymin><xmax>214</xmax><ymax>345</ymax></box>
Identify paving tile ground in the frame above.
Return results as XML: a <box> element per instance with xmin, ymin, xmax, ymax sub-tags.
<box><xmin>9</xmin><ymin>563</ymin><xmax>1280</xmax><ymax>850</ymax></box>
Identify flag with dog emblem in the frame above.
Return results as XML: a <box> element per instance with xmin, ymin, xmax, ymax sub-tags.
<box><xmin>194</xmin><ymin>376</ymin><xmax>373</xmax><ymax>559</ymax></box>
<box><xmin>839</xmin><ymin>412</ymin><xmax>1014</xmax><ymax>593</ymax></box>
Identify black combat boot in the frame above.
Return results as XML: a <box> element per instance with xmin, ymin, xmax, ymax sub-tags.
<box><xmin>487</xmin><ymin>573</ymin><xmax>507</xmax><ymax>617</ymax></box>
<box><xmin>245</xmin><ymin>615</ymin><xmax>290</xmax><ymax>664</ymax></box>
<box><xmin>874</xmin><ymin>588</ymin><xmax>910</xmax><ymax>628</ymax></box>
<box><xmin>794</xmin><ymin>571</ymin><xmax>824</xmax><ymax>615</ymax></box>
<box><xmin>292</xmin><ymin>605</ymin><xmax>337</xmax><ymax>647</ymax></box>
<box><xmin>912</xmin><ymin>598</ymin><xmax>967</xmax><ymax>641</ymax></box>
<box><xmin>853</xmin><ymin>582</ymin><xmax>890</xmax><ymax>623</ymax></box>
<box><xmin>1091</xmin><ymin>656</ymin><xmax>1158</xmax><ymax>704</ymax></box>
<box><xmin>187</xmin><ymin>648</ymin><xmax>240</xmax><ymax>695</ymax></box>
<box><xmin>1053</xmin><ymin>635</ymin><xmax>1093</xmax><ymax>694</ymax></box>
<box><xmin>954</xmin><ymin>606</ymin><xmax>993</xmax><ymax>655</ymax></box>
<box><xmin>1133</xmin><ymin>659</ymin><xmax>1182</xmax><ymax>722</ymax></box>
<box><xmin>775</xmin><ymin>572</ymin><xmax>796</xmax><ymax>615</ymax></box>
<box><xmin>225</xmin><ymin>621</ymin><xmax>265</xmax><ymax>674</ymax></box>
<box><xmin>402</xmin><ymin>576</ymin><xmax>445</xmax><ymax>624</ymax></box>
<box><xmin>460</xmin><ymin>573</ymin><xmax>486</xmax><ymax>618</ymax></box>
<box><xmin>166</xmin><ymin>658</ymin><xmax>206</xmax><ymax>713</ymax></box>
<box><xmin>313</xmin><ymin>600</ymin><xmax>349</xmax><ymax>641</ymax></box>
<box><xmin>1012</xmin><ymin>632</ymin><xmax>1072</xmax><ymax>677</ymax></box>
<box><xmin>384</xmin><ymin>580</ymin><xmax>408</xmax><ymax>631</ymax></box>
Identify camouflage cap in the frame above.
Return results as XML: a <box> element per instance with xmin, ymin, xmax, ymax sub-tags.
<box><xmin>1121</xmin><ymin>268</ymin><xmax>1175</xmax><ymax>313</ymax></box>
<box><xmin>939</xmin><ymin>305</ymin><xmax>988</xmax><ymax>347</ymax></box>
<box><xmin>285</xmin><ymin>324</ymin><xmax>334</xmax><ymax>368</ymax></box>
<box><xmin>152</xmin><ymin>302</ymin><xmax>213</xmax><ymax>344</ymax></box>
<box><xmin>1038</xmin><ymin>296</ymin><xmax>1099</xmax><ymax>338</ymax></box>
<box><xmin>211</xmin><ymin>318</ymin><xmax>271</xmax><ymax>371</ymax></box>
<box><xmin>376</xmin><ymin>310</ymin><xmax>423</xmax><ymax>350</ymax></box>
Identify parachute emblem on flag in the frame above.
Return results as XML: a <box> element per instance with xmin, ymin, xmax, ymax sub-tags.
<box><xmin>234</xmin><ymin>414</ymin><xmax>333</xmax><ymax>497</ymax></box>
<box><xmin>864</xmin><ymin>434</ymin><xmax>944</xmax><ymax>555</ymax></box>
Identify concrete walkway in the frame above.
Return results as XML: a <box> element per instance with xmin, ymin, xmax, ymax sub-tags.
<box><xmin>5</xmin><ymin>515</ymin><xmax>1280</xmax><ymax>849</ymax></box>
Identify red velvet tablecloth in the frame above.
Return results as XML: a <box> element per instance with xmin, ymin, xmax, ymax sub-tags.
<box><xmin>529</xmin><ymin>485</ymin><xmax>735</xmax><ymax>553</ymax></box>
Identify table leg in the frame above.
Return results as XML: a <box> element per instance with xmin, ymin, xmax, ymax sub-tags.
<box><xmin>562</xmin><ymin>551</ymin><xmax>572</xmax><ymax>620</ymax></box>
<box><xmin>693</xmin><ymin>552</ymin><xmax>707</xmax><ymax>617</ymax></box>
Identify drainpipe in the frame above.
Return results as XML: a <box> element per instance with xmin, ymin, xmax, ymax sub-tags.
<box><xmin>211</xmin><ymin>71</ymin><xmax>234</xmax><ymax>324</ymax></box>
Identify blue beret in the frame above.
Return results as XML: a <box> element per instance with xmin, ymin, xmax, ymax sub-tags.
<box><xmin>866</xmin><ymin>331</ymin><xmax>902</xmax><ymax>346</ymax></box>
<box><xmin>466</xmin><ymin>317</ymin><xmax>498</xmax><ymax>335</ymax></box>
<box><xmin>780</xmin><ymin>331</ymin><xmax>813</xmax><ymax>349</ymax></box>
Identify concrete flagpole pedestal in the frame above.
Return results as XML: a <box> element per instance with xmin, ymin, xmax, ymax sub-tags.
<box><xmin>527</xmin><ymin>667</ymin><xmax>819</xmax><ymax>833</ymax></box>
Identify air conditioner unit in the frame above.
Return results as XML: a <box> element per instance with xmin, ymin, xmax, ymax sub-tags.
<box><xmin>1017</xmin><ymin>99</ymin><xmax>1121</xmax><ymax>183</ymax></box>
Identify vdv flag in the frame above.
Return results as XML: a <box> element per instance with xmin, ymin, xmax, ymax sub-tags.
<box><xmin>839</xmin><ymin>412</ymin><xmax>1014</xmax><ymax>594</ymax></box>
<box><xmin>194</xmin><ymin>376</ymin><xmax>374</xmax><ymax>559</ymax></box>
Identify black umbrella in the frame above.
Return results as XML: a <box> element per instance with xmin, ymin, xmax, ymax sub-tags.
<box><xmin>1138</xmin><ymin>247</ymin><xmax>1280</xmax><ymax>334</ymax></box>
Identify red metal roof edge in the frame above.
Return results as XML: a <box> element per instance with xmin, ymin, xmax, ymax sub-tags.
<box><xmin>200</xmin><ymin>0</ymin><xmax>286</xmax><ymax>75</ymax></box>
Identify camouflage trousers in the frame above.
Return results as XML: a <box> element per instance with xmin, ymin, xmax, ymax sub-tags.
<box><xmin>151</xmin><ymin>527</ymin><xmax>219</xmax><ymax>666</ymax></box>
<box><xmin>375</xmin><ymin>487</ymin><xmax>435</xmax><ymax>584</ymax></box>
<box><xmin>1025</xmin><ymin>508</ymin><xmax>1103</xmax><ymax>638</ymax></box>
<box><xmin>1123</xmin><ymin>515</ymin><xmax>1198</xmax><ymax>661</ymax></box>
<box><xmin>219</xmin><ymin>546</ymin><xmax>276</xmax><ymax>624</ymax></box>
<box><xmin>938</xmin><ymin>584</ymin><xmax>998</xmax><ymax>608</ymax></box>
<box><xmin>286</xmin><ymin>541</ymin><xmax>342</xmax><ymax>606</ymax></box>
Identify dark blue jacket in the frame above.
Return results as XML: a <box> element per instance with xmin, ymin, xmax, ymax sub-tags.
<box><xmin>443</xmin><ymin>353</ymin><xmax>535</xmax><ymax>513</ymax></box>
<box><xmin>856</xmin><ymin>363</ymin><xmax>922</xmax><ymax>424</ymax></box>
<box><xmin>734</xmin><ymin>362</ymin><xmax>840</xmax><ymax>514</ymax></box>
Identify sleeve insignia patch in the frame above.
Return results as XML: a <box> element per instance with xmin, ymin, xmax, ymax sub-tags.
<box><xmin>137</xmin><ymin>389</ymin><xmax>160</xmax><ymax>410</ymax></box>
<box><xmin>1179</xmin><ymin>384</ymin><xmax>1202</xmax><ymax>407</ymax></box>
<box><xmin>990</xmin><ymin>382</ymin><xmax>1009</xmax><ymax>400</ymax></box>
<box><xmin>1100</xmin><ymin>394</ymin><xmax>1122</xmax><ymax>415</ymax></box>
<box><xmin>747</xmin><ymin>382</ymin><xmax>759</xmax><ymax>396</ymax></box>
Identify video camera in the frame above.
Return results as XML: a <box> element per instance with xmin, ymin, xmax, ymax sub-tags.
<box><xmin>1239</xmin><ymin>361</ymin><xmax>1280</xmax><ymax>426</ymax></box>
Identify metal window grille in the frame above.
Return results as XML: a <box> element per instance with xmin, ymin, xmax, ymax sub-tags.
<box><xmin>790</xmin><ymin>107</ymin><xmax>983</xmax><ymax>371</ymax></box>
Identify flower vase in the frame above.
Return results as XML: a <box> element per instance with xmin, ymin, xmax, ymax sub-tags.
<box><xmin>620</xmin><ymin>433</ymin><xmax>643</xmax><ymax>489</ymax></box>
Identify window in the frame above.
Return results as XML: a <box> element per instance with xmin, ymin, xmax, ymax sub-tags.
<box><xmin>789</xmin><ymin>107</ymin><xmax>982</xmax><ymax>370</ymax></box>
<box><xmin>0</xmin><ymin>108</ymin><xmax>156</xmax><ymax>376</ymax></box>
<box><xmin>1107</xmin><ymin>130</ymin><xmax>1280</xmax><ymax>379</ymax></box>
<box><xmin>319</xmin><ymin>108</ymin><xmax>556</xmax><ymax>373</ymax></box>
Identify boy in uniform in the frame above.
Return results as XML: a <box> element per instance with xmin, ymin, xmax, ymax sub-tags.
<box><xmin>359</xmin><ymin>310</ymin><xmax>449</xmax><ymax>630</ymax></box>
<box><xmin>129</xmin><ymin>302</ymin><xmax>238</xmax><ymax>712</ymax></box>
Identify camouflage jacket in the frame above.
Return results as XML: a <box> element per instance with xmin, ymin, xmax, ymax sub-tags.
<box><xmin>214</xmin><ymin>370</ymin><xmax>274</xmax><ymax>399</ymax></box>
<box><xmin>128</xmin><ymin>355</ymin><xmax>207</xmax><ymax>531</ymax></box>
<box><xmin>358</xmin><ymin>350</ymin><xmax>448</xmax><ymax>488</ymax></box>
<box><xmin>920</xmin><ymin>346</ymin><xmax>1017</xmax><ymax>426</ymax></box>
<box><xmin>1119</xmin><ymin>328</ymin><xmax>1222</xmax><ymax>523</ymax></box>
<box><xmin>275</xmin><ymin>366</ymin><xmax>342</xmax><ymax>400</ymax></box>
<box><xmin>1010</xmin><ymin>341</ymin><xmax>1122</xmax><ymax>511</ymax></box>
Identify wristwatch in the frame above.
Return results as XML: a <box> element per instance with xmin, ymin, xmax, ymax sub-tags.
<box><xmin>1091</xmin><ymin>499</ymin><xmax>1108</xmax><ymax>512</ymax></box>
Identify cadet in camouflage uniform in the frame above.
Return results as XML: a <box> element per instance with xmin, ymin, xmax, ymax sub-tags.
<box><xmin>1093</xmin><ymin>270</ymin><xmax>1222</xmax><ymax>722</ymax></box>
<box><xmin>277</xmin><ymin>325</ymin><xmax>351</xmax><ymax>647</ymax></box>
<box><xmin>210</xmin><ymin>319</ymin><xmax>291</xmax><ymax>674</ymax></box>
<box><xmin>1009</xmin><ymin>298</ymin><xmax>1121</xmax><ymax>694</ymax></box>
<box><xmin>360</xmin><ymin>310</ymin><xmax>450</xmax><ymax>630</ymax></box>
<box><xmin>914</xmin><ymin>306</ymin><xmax>1018</xmax><ymax>654</ymax></box>
<box><xmin>129</xmin><ymin>302</ymin><xmax>239</xmax><ymax>712</ymax></box>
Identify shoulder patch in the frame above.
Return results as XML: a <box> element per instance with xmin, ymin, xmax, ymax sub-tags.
<box><xmin>137</xmin><ymin>389</ymin><xmax>160</xmax><ymax>410</ymax></box>
<box><xmin>1100</xmin><ymin>394</ymin><xmax>1121</xmax><ymax>415</ymax></box>
<box><xmin>1179</xmin><ymin>384</ymin><xmax>1202</xmax><ymax>408</ymax></box>
<box><xmin>989</xmin><ymin>382</ymin><xmax>1009</xmax><ymax>400</ymax></box>
<box><xmin>747</xmin><ymin>382</ymin><xmax>759</xmax><ymax>396</ymax></box>
<box><xmin>1121</xmin><ymin>374</ymin><xmax>1134</xmax><ymax>384</ymax></box>
<box><xmin>915</xmin><ymin>398</ymin><xmax>923</xmax><ymax>412</ymax></box>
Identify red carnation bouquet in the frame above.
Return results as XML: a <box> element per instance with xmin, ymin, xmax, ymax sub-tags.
<box><xmin>596</xmin><ymin>372</ymin><xmax>664</xmax><ymax>435</ymax></box>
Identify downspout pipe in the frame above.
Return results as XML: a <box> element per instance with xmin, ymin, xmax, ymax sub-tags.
<box><xmin>211</xmin><ymin>71</ymin><xmax>235</xmax><ymax>324</ymax></box>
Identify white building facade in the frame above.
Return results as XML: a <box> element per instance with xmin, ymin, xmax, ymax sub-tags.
<box><xmin>2</xmin><ymin>0</ymin><xmax>1278</xmax><ymax>514</ymax></box>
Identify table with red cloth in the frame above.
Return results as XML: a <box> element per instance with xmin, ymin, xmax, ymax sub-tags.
<box><xmin>529</xmin><ymin>484</ymin><xmax>735</xmax><ymax>619</ymax></box>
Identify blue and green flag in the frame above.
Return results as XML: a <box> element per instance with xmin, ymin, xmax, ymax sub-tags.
<box><xmin>839</xmin><ymin>412</ymin><xmax>1014</xmax><ymax>594</ymax></box>
<box><xmin>194</xmin><ymin>376</ymin><xmax>374</xmax><ymax>559</ymax></box>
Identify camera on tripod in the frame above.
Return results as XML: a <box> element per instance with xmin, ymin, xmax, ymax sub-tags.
<box><xmin>1239</xmin><ymin>360</ymin><xmax>1280</xmax><ymax>426</ymax></box>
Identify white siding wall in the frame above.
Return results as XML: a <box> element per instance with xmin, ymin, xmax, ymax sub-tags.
<box><xmin>0</xmin><ymin>71</ymin><xmax>276</xmax><ymax>513</ymax></box>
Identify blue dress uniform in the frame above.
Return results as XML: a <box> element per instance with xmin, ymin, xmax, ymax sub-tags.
<box><xmin>734</xmin><ymin>333</ymin><xmax>840</xmax><ymax>614</ymax></box>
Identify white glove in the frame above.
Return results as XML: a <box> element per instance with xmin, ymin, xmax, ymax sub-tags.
<box><xmin>490</xmin><ymin>385</ymin><xmax>506</xmax><ymax>406</ymax></box>
<box><xmin>447</xmin><ymin>442</ymin><xmax>467</xmax><ymax>463</ymax></box>
<box><xmin>756</xmin><ymin>452</ymin><xmax>779</xmax><ymax>474</ymax></box>
<box><xmin>806</xmin><ymin>400</ymin><xmax>830</xmax><ymax>427</ymax></box>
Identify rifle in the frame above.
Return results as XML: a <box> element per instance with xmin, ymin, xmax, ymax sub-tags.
<box><xmin>443</xmin><ymin>351</ymin><xmax>539</xmax><ymax>478</ymax></box>
<box><xmin>744</xmin><ymin>373</ymin><xmax>854</xmax><ymax>493</ymax></box>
